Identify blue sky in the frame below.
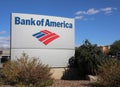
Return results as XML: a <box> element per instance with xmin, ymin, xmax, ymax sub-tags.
<box><xmin>0</xmin><ymin>0</ymin><xmax>120</xmax><ymax>48</ymax></box>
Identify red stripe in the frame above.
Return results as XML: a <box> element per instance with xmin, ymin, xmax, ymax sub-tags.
<box><xmin>43</xmin><ymin>35</ymin><xmax>59</xmax><ymax>45</ymax></box>
<box><xmin>45</xmin><ymin>30</ymin><xmax>52</xmax><ymax>33</ymax></box>
<box><xmin>41</xmin><ymin>30</ymin><xmax>52</xmax><ymax>34</ymax></box>
<box><xmin>39</xmin><ymin>33</ymin><xmax>56</xmax><ymax>41</ymax></box>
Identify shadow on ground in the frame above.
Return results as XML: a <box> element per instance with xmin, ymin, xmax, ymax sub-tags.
<box><xmin>61</xmin><ymin>57</ymin><xmax>86</xmax><ymax>80</ymax></box>
<box><xmin>61</xmin><ymin>68</ymin><xmax>86</xmax><ymax>80</ymax></box>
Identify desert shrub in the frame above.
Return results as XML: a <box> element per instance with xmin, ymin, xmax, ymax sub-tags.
<box><xmin>93</xmin><ymin>58</ymin><xmax>120</xmax><ymax>87</ymax></box>
<box><xmin>0</xmin><ymin>53</ymin><xmax>53</xmax><ymax>87</ymax></box>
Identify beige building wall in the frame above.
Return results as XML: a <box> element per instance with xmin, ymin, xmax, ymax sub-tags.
<box><xmin>0</xmin><ymin>49</ymin><xmax>10</xmax><ymax>68</ymax></box>
<box><xmin>0</xmin><ymin>49</ymin><xmax>10</xmax><ymax>57</ymax></box>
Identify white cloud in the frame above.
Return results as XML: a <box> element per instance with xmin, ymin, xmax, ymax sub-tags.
<box><xmin>75</xmin><ymin>7</ymin><xmax>117</xmax><ymax>20</ymax></box>
<box><xmin>0</xmin><ymin>30</ymin><xmax>6</xmax><ymax>34</ymax></box>
<box><xmin>86</xmin><ymin>8</ymin><xmax>100</xmax><ymax>15</ymax></box>
<box><xmin>75</xmin><ymin>8</ymin><xmax>100</xmax><ymax>15</ymax></box>
<box><xmin>0</xmin><ymin>44</ymin><xmax>9</xmax><ymax>49</ymax></box>
<box><xmin>75</xmin><ymin>11</ymin><xmax>86</xmax><ymax>15</ymax></box>
<box><xmin>101</xmin><ymin>7</ymin><xmax>117</xmax><ymax>14</ymax></box>
<box><xmin>75</xmin><ymin>16</ymin><xmax>84</xmax><ymax>19</ymax></box>
<box><xmin>101</xmin><ymin>7</ymin><xmax>112</xmax><ymax>11</ymax></box>
<box><xmin>0</xmin><ymin>37</ymin><xmax>10</xmax><ymax>41</ymax></box>
<box><xmin>0</xmin><ymin>36</ymin><xmax>10</xmax><ymax>48</ymax></box>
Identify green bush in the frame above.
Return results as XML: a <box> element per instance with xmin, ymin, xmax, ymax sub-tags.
<box><xmin>109</xmin><ymin>40</ymin><xmax>120</xmax><ymax>56</ymax></box>
<box><xmin>94</xmin><ymin>58</ymin><xmax>120</xmax><ymax>87</ymax></box>
<box><xmin>0</xmin><ymin>53</ymin><xmax>53</xmax><ymax>87</ymax></box>
<box><xmin>75</xmin><ymin>40</ymin><xmax>104</xmax><ymax>76</ymax></box>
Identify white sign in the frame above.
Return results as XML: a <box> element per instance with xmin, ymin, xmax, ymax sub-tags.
<box><xmin>11</xmin><ymin>13</ymin><xmax>75</xmax><ymax>67</ymax></box>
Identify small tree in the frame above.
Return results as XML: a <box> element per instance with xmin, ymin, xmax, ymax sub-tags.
<box><xmin>75</xmin><ymin>40</ymin><xmax>104</xmax><ymax>75</ymax></box>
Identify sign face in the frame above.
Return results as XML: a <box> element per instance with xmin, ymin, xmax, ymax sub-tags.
<box><xmin>11</xmin><ymin>13</ymin><xmax>75</xmax><ymax>67</ymax></box>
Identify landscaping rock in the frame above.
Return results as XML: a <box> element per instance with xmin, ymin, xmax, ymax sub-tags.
<box><xmin>86</xmin><ymin>75</ymin><xmax>98</xmax><ymax>82</ymax></box>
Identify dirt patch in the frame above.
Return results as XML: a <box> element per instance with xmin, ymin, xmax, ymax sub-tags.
<box><xmin>48</xmin><ymin>80</ymin><xmax>91</xmax><ymax>87</ymax></box>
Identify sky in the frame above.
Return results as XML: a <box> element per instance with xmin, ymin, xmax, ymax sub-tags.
<box><xmin>0</xmin><ymin>0</ymin><xmax>120</xmax><ymax>48</ymax></box>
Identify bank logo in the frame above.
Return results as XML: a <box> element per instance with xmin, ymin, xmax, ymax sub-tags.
<box><xmin>32</xmin><ymin>30</ymin><xmax>60</xmax><ymax>45</ymax></box>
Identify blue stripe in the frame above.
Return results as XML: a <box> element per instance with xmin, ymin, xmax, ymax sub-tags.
<box><xmin>32</xmin><ymin>32</ymin><xmax>42</xmax><ymax>36</ymax></box>
<box><xmin>36</xmin><ymin>33</ymin><xmax>45</xmax><ymax>38</ymax></box>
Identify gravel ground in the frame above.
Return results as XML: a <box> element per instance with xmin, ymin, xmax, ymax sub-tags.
<box><xmin>48</xmin><ymin>80</ymin><xmax>91</xmax><ymax>87</ymax></box>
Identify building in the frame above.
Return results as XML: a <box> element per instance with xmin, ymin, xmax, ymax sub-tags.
<box><xmin>99</xmin><ymin>46</ymin><xmax>110</xmax><ymax>55</ymax></box>
<box><xmin>0</xmin><ymin>49</ymin><xmax>10</xmax><ymax>64</ymax></box>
